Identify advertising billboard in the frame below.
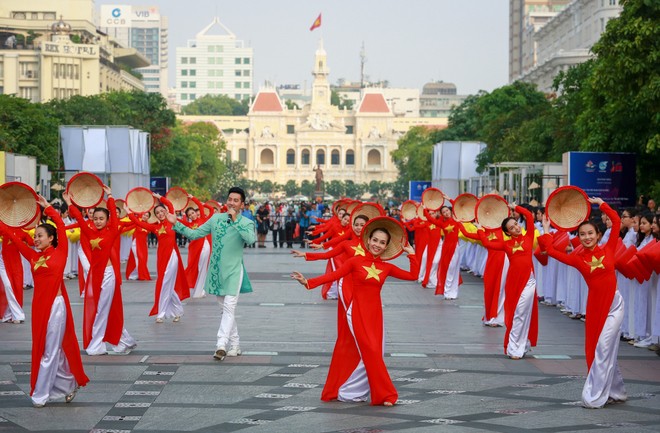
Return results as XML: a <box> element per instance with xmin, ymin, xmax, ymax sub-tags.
<box><xmin>409</xmin><ymin>181</ymin><xmax>432</xmax><ymax>202</ymax></box>
<box><xmin>100</xmin><ymin>5</ymin><xmax>132</xmax><ymax>28</ymax></box>
<box><xmin>566</xmin><ymin>152</ymin><xmax>636</xmax><ymax>207</ymax></box>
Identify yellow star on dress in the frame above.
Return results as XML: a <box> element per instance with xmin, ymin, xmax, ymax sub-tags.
<box><xmin>586</xmin><ymin>255</ymin><xmax>605</xmax><ymax>273</ymax></box>
<box><xmin>511</xmin><ymin>241</ymin><xmax>524</xmax><ymax>254</ymax></box>
<box><xmin>487</xmin><ymin>232</ymin><xmax>497</xmax><ymax>241</ymax></box>
<box><xmin>338</xmin><ymin>231</ymin><xmax>345</xmax><ymax>236</ymax></box>
<box><xmin>351</xmin><ymin>244</ymin><xmax>366</xmax><ymax>257</ymax></box>
<box><xmin>444</xmin><ymin>224</ymin><xmax>455</xmax><ymax>233</ymax></box>
<box><xmin>33</xmin><ymin>255</ymin><xmax>50</xmax><ymax>271</ymax></box>
<box><xmin>429</xmin><ymin>224</ymin><xmax>437</xmax><ymax>231</ymax></box>
<box><xmin>362</xmin><ymin>263</ymin><xmax>383</xmax><ymax>282</ymax></box>
<box><xmin>90</xmin><ymin>237</ymin><xmax>103</xmax><ymax>250</ymax></box>
<box><xmin>157</xmin><ymin>225</ymin><xmax>167</xmax><ymax>236</ymax></box>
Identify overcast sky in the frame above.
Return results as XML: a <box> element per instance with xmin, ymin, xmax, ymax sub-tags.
<box><xmin>95</xmin><ymin>0</ymin><xmax>509</xmax><ymax>95</ymax></box>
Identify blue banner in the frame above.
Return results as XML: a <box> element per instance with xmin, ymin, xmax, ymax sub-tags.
<box><xmin>567</xmin><ymin>152</ymin><xmax>636</xmax><ymax>207</ymax></box>
<box><xmin>150</xmin><ymin>176</ymin><xmax>169</xmax><ymax>197</ymax></box>
<box><xmin>409</xmin><ymin>181</ymin><xmax>432</xmax><ymax>202</ymax></box>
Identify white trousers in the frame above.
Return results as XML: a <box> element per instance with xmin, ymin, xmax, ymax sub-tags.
<box><xmin>157</xmin><ymin>252</ymin><xmax>184</xmax><ymax>320</ymax></box>
<box><xmin>128</xmin><ymin>239</ymin><xmax>139</xmax><ymax>280</ymax></box>
<box><xmin>0</xmin><ymin>256</ymin><xmax>24</xmax><ymax>322</ymax></box>
<box><xmin>582</xmin><ymin>291</ymin><xmax>627</xmax><ymax>408</ymax></box>
<box><xmin>417</xmin><ymin>247</ymin><xmax>428</xmax><ymax>283</ymax></box>
<box><xmin>120</xmin><ymin>236</ymin><xmax>131</xmax><ymax>262</ymax></box>
<box><xmin>507</xmin><ymin>273</ymin><xmax>536</xmax><ymax>358</ymax></box>
<box><xmin>443</xmin><ymin>248</ymin><xmax>461</xmax><ymax>299</ymax></box>
<box><xmin>191</xmin><ymin>240</ymin><xmax>211</xmax><ymax>298</ymax></box>
<box><xmin>22</xmin><ymin>255</ymin><xmax>33</xmax><ymax>287</ymax></box>
<box><xmin>426</xmin><ymin>241</ymin><xmax>443</xmax><ymax>289</ymax></box>
<box><xmin>327</xmin><ymin>251</ymin><xmax>338</xmax><ymax>299</ymax></box>
<box><xmin>484</xmin><ymin>256</ymin><xmax>508</xmax><ymax>327</ymax></box>
<box><xmin>78</xmin><ymin>248</ymin><xmax>90</xmax><ymax>297</ymax></box>
<box><xmin>337</xmin><ymin>301</ymin><xmax>370</xmax><ymax>402</ymax></box>
<box><xmin>31</xmin><ymin>296</ymin><xmax>77</xmax><ymax>406</ymax></box>
<box><xmin>633</xmin><ymin>279</ymin><xmax>651</xmax><ymax>339</ymax></box>
<box><xmin>86</xmin><ymin>267</ymin><xmax>135</xmax><ymax>355</ymax></box>
<box><xmin>216</xmin><ymin>266</ymin><xmax>243</xmax><ymax>349</ymax></box>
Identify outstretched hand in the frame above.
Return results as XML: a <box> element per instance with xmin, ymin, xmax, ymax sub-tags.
<box><xmin>587</xmin><ymin>197</ymin><xmax>604</xmax><ymax>206</ymax></box>
<box><xmin>165</xmin><ymin>211</ymin><xmax>177</xmax><ymax>225</ymax></box>
<box><xmin>402</xmin><ymin>242</ymin><xmax>414</xmax><ymax>255</ymax></box>
<box><xmin>542</xmin><ymin>214</ymin><xmax>551</xmax><ymax>234</ymax></box>
<box><xmin>290</xmin><ymin>250</ymin><xmax>306</xmax><ymax>258</ymax></box>
<box><xmin>290</xmin><ymin>271</ymin><xmax>308</xmax><ymax>287</ymax></box>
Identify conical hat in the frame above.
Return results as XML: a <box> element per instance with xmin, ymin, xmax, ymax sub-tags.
<box><xmin>400</xmin><ymin>200</ymin><xmax>418</xmax><ymax>221</ymax></box>
<box><xmin>66</xmin><ymin>172</ymin><xmax>104</xmax><ymax>209</ymax></box>
<box><xmin>416</xmin><ymin>203</ymin><xmax>427</xmax><ymax>221</ymax></box>
<box><xmin>332</xmin><ymin>199</ymin><xmax>352</xmax><ymax>215</ymax></box>
<box><xmin>166</xmin><ymin>187</ymin><xmax>190</xmax><ymax>212</ymax></box>
<box><xmin>351</xmin><ymin>202</ymin><xmax>384</xmax><ymax>227</ymax></box>
<box><xmin>115</xmin><ymin>199</ymin><xmax>128</xmax><ymax>219</ymax></box>
<box><xmin>476</xmin><ymin>194</ymin><xmax>510</xmax><ymax>229</ymax></box>
<box><xmin>345</xmin><ymin>200</ymin><xmax>361</xmax><ymax>216</ymax></box>
<box><xmin>0</xmin><ymin>182</ymin><xmax>39</xmax><ymax>228</ymax></box>
<box><xmin>206</xmin><ymin>200</ymin><xmax>222</xmax><ymax>213</ymax></box>
<box><xmin>546</xmin><ymin>186</ymin><xmax>591</xmax><ymax>231</ymax></box>
<box><xmin>126</xmin><ymin>187</ymin><xmax>156</xmax><ymax>214</ymax></box>
<box><xmin>452</xmin><ymin>193</ymin><xmax>477</xmax><ymax>222</ymax></box>
<box><xmin>360</xmin><ymin>216</ymin><xmax>406</xmax><ymax>261</ymax></box>
<box><xmin>421</xmin><ymin>187</ymin><xmax>444</xmax><ymax>211</ymax></box>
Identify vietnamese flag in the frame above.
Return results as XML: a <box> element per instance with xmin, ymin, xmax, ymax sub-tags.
<box><xmin>310</xmin><ymin>13</ymin><xmax>322</xmax><ymax>31</ymax></box>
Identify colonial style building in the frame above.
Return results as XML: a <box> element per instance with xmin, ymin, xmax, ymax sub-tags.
<box><xmin>180</xmin><ymin>41</ymin><xmax>447</xmax><ymax>185</ymax></box>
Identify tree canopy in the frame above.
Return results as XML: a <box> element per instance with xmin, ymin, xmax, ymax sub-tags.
<box><xmin>181</xmin><ymin>94</ymin><xmax>249</xmax><ymax>116</ymax></box>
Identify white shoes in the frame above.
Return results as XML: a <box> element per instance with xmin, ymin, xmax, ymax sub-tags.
<box><xmin>633</xmin><ymin>337</ymin><xmax>654</xmax><ymax>348</ymax></box>
<box><xmin>213</xmin><ymin>347</ymin><xmax>226</xmax><ymax>361</ymax></box>
<box><xmin>227</xmin><ymin>346</ymin><xmax>242</xmax><ymax>357</ymax></box>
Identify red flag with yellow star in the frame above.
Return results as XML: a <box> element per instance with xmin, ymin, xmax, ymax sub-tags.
<box><xmin>309</xmin><ymin>13</ymin><xmax>322</xmax><ymax>31</ymax></box>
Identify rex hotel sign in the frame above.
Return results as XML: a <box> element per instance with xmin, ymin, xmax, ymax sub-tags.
<box><xmin>41</xmin><ymin>42</ymin><xmax>98</xmax><ymax>59</ymax></box>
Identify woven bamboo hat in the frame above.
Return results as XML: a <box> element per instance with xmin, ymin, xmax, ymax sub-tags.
<box><xmin>345</xmin><ymin>200</ymin><xmax>361</xmax><ymax>217</ymax></box>
<box><xmin>206</xmin><ymin>200</ymin><xmax>222</xmax><ymax>214</ymax></box>
<box><xmin>332</xmin><ymin>199</ymin><xmax>352</xmax><ymax>215</ymax></box>
<box><xmin>415</xmin><ymin>203</ymin><xmax>427</xmax><ymax>221</ymax></box>
<box><xmin>452</xmin><ymin>193</ymin><xmax>478</xmax><ymax>222</ymax></box>
<box><xmin>360</xmin><ymin>216</ymin><xmax>407</xmax><ymax>261</ymax></box>
<box><xmin>546</xmin><ymin>186</ymin><xmax>591</xmax><ymax>231</ymax></box>
<box><xmin>96</xmin><ymin>199</ymin><xmax>107</xmax><ymax>209</ymax></box>
<box><xmin>476</xmin><ymin>194</ymin><xmax>510</xmax><ymax>229</ymax></box>
<box><xmin>0</xmin><ymin>182</ymin><xmax>39</xmax><ymax>228</ymax></box>
<box><xmin>421</xmin><ymin>187</ymin><xmax>444</xmax><ymax>211</ymax></box>
<box><xmin>126</xmin><ymin>187</ymin><xmax>156</xmax><ymax>214</ymax></box>
<box><xmin>400</xmin><ymin>200</ymin><xmax>418</xmax><ymax>221</ymax></box>
<box><xmin>351</xmin><ymin>202</ymin><xmax>384</xmax><ymax>227</ymax></box>
<box><xmin>23</xmin><ymin>205</ymin><xmax>42</xmax><ymax>230</ymax></box>
<box><xmin>166</xmin><ymin>187</ymin><xmax>190</xmax><ymax>212</ymax></box>
<box><xmin>66</xmin><ymin>172</ymin><xmax>104</xmax><ymax>209</ymax></box>
<box><xmin>115</xmin><ymin>199</ymin><xmax>128</xmax><ymax>219</ymax></box>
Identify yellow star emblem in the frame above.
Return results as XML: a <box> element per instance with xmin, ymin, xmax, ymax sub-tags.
<box><xmin>362</xmin><ymin>263</ymin><xmax>383</xmax><ymax>282</ymax></box>
<box><xmin>444</xmin><ymin>224</ymin><xmax>455</xmax><ymax>233</ymax></box>
<box><xmin>429</xmin><ymin>224</ymin><xmax>437</xmax><ymax>231</ymax></box>
<box><xmin>487</xmin><ymin>232</ymin><xmax>497</xmax><ymax>241</ymax></box>
<box><xmin>511</xmin><ymin>241</ymin><xmax>524</xmax><ymax>254</ymax></box>
<box><xmin>157</xmin><ymin>225</ymin><xmax>167</xmax><ymax>236</ymax></box>
<box><xmin>192</xmin><ymin>224</ymin><xmax>198</xmax><ymax>229</ymax></box>
<box><xmin>338</xmin><ymin>231</ymin><xmax>344</xmax><ymax>236</ymax></box>
<box><xmin>586</xmin><ymin>255</ymin><xmax>605</xmax><ymax>273</ymax></box>
<box><xmin>351</xmin><ymin>244</ymin><xmax>366</xmax><ymax>257</ymax></box>
<box><xmin>90</xmin><ymin>237</ymin><xmax>103</xmax><ymax>250</ymax></box>
<box><xmin>33</xmin><ymin>255</ymin><xmax>50</xmax><ymax>271</ymax></box>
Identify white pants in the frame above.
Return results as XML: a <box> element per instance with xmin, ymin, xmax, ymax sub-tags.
<box><xmin>507</xmin><ymin>274</ymin><xmax>536</xmax><ymax>358</ymax></box>
<box><xmin>78</xmin><ymin>248</ymin><xmax>90</xmax><ymax>297</ymax></box>
<box><xmin>484</xmin><ymin>256</ymin><xmax>508</xmax><ymax>326</ymax></box>
<box><xmin>31</xmin><ymin>296</ymin><xmax>76</xmax><ymax>406</ymax></box>
<box><xmin>191</xmin><ymin>240</ymin><xmax>211</xmax><ymax>298</ymax></box>
<box><xmin>417</xmin><ymin>247</ymin><xmax>428</xmax><ymax>283</ymax></box>
<box><xmin>0</xmin><ymin>256</ymin><xmax>24</xmax><ymax>322</ymax></box>
<box><xmin>426</xmin><ymin>241</ymin><xmax>443</xmax><ymax>289</ymax></box>
<box><xmin>157</xmin><ymin>252</ymin><xmax>184</xmax><ymax>320</ymax></box>
<box><xmin>86</xmin><ymin>267</ymin><xmax>135</xmax><ymax>355</ymax></box>
<box><xmin>443</xmin><ymin>248</ymin><xmax>461</xmax><ymax>299</ymax></box>
<box><xmin>120</xmin><ymin>236</ymin><xmax>131</xmax><ymax>262</ymax></box>
<box><xmin>633</xmin><ymin>279</ymin><xmax>651</xmax><ymax>339</ymax></box>
<box><xmin>22</xmin><ymin>255</ymin><xmax>33</xmax><ymax>287</ymax></box>
<box><xmin>64</xmin><ymin>240</ymin><xmax>78</xmax><ymax>276</ymax></box>
<box><xmin>216</xmin><ymin>267</ymin><xmax>243</xmax><ymax>349</ymax></box>
<box><xmin>128</xmin><ymin>239</ymin><xmax>139</xmax><ymax>280</ymax></box>
<box><xmin>327</xmin><ymin>252</ymin><xmax>338</xmax><ymax>299</ymax></box>
<box><xmin>582</xmin><ymin>291</ymin><xmax>627</xmax><ymax>407</ymax></box>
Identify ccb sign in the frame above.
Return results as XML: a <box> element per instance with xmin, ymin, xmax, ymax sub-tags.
<box><xmin>100</xmin><ymin>5</ymin><xmax>132</xmax><ymax>27</ymax></box>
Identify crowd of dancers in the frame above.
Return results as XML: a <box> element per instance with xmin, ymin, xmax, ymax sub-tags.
<box><xmin>1</xmin><ymin>181</ymin><xmax>658</xmax><ymax>410</ymax></box>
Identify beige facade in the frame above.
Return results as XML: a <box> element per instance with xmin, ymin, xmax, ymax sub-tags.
<box><xmin>0</xmin><ymin>0</ymin><xmax>147</xmax><ymax>102</ymax></box>
<box><xmin>520</xmin><ymin>0</ymin><xmax>622</xmax><ymax>92</ymax></box>
<box><xmin>179</xmin><ymin>42</ymin><xmax>448</xmax><ymax>186</ymax></box>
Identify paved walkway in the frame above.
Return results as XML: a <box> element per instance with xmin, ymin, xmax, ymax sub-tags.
<box><xmin>1</xmin><ymin>245</ymin><xmax>659</xmax><ymax>432</ymax></box>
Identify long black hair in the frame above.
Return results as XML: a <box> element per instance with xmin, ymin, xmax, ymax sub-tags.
<box><xmin>37</xmin><ymin>223</ymin><xmax>58</xmax><ymax>248</ymax></box>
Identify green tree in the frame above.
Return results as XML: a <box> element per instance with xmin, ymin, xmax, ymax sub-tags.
<box><xmin>368</xmin><ymin>180</ymin><xmax>383</xmax><ymax>196</ymax></box>
<box><xmin>285</xmin><ymin>100</ymin><xmax>300</xmax><ymax>110</ymax></box>
<box><xmin>283</xmin><ymin>180</ymin><xmax>299</xmax><ymax>197</ymax></box>
<box><xmin>216</xmin><ymin>160</ymin><xmax>246</xmax><ymax>200</ymax></box>
<box><xmin>326</xmin><ymin>180</ymin><xmax>345</xmax><ymax>198</ymax></box>
<box><xmin>344</xmin><ymin>180</ymin><xmax>362</xmax><ymax>199</ymax></box>
<box><xmin>259</xmin><ymin>179</ymin><xmax>274</xmax><ymax>194</ymax></box>
<box><xmin>300</xmin><ymin>180</ymin><xmax>315</xmax><ymax>198</ymax></box>
<box><xmin>331</xmin><ymin>90</ymin><xmax>354</xmax><ymax>110</ymax></box>
<box><xmin>391</xmin><ymin>126</ymin><xmax>435</xmax><ymax>185</ymax></box>
<box><xmin>182</xmin><ymin>94</ymin><xmax>248</xmax><ymax>115</ymax></box>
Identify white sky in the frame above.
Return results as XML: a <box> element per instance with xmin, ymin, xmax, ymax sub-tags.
<box><xmin>95</xmin><ymin>0</ymin><xmax>509</xmax><ymax>95</ymax></box>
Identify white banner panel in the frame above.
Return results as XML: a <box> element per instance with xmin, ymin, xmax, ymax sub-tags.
<box><xmin>100</xmin><ymin>5</ymin><xmax>132</xmax><ymax>28</ymax></box>
<box><xmin>82</xmin><ymin>128</ymin><xmax>108</xmax><ymax>172</ymax></box>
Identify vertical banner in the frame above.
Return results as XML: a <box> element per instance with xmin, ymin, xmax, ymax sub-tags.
<box><xmin>566</xmin><ymin>151</ymin><xmax>636</xmax><ymax>207</ymax></box>
<box><xmin>409</xmin><ymin>181</ymin><xmax>432</xmax><ymax>202</ymax></box>
<box><xmin>150</xmin><ymin>176</ymin><xmax>169</xmax><ymax>196</ymax></box>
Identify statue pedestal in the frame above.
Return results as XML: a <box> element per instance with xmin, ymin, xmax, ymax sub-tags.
<box><xmin>314</xmin><ymin>191</ymin><xmax>324</xmax><ymax>202</ymax></box>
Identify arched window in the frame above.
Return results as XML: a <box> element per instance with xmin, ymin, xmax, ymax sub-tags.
<box><xmin>367</xmin><ymin>149</ymin><xmax>381</xmax><ymax>166</ymax></box>
<box><xmin>331</xmin><ymin>150</ymin><xmax>340</xmax><ymax>165</ymax></box>
<box><xmin>238</xmin><ymin>148</ymin><xmax>247</xmax><ymax>164</ymax></box>
<box><xmin>301</xmin><ymin>149</ymin><xmax>310</xmax><ymax>165</ymax></box>
<box><xmin>260</xmin><ymin>148</ymin><xmax>274</xmax><ymax>165</ymax></box>
<box><xmin>316</xmin><ymin>149</ymin><xmax>325</xmax><ymax>166</ymax></box>
<box><xmin>286</xmin><ymin>149</ymin><xmax>295</xmax><ymax>165</ymax></box>
<box><xmin>345</xmin><ymin>150</ymin><xmax>355</xmax><ymax>165</ymax></box>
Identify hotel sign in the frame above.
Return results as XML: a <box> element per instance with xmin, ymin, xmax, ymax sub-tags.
<box><xmin>42</xmin><ymin>42</ymin><xmax>98</xmax><ymax>59</ymax></box>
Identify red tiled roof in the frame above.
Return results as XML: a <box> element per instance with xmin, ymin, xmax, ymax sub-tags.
<box><xmin>358</xmin><ymin>93</ymin><xmax>390</xmax><ymax>113</ymax></box>
<box><xmin>252</xmin><ymin>92</ymin><xmax>283</xmax><ymax>112</ymax></box>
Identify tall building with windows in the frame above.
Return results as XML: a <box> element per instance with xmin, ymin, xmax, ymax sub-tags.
<box><xmin>175</xmin><ymin>17</ymin><xmax>253</xmax><ymax>106</ymax></box>
<box><xmin>100</xmin><ymin>5</ymin><xmax>168</xmax><ymax>95</ymax></box>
